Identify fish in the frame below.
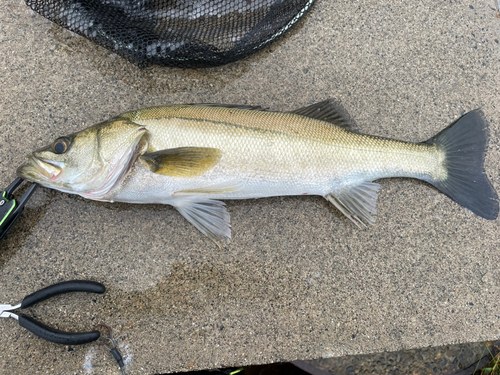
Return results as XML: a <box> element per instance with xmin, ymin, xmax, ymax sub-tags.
<box><xmin>17</xmin><ymin>100</ymin><xmax>499</xmax><ymax>241</ymax></box>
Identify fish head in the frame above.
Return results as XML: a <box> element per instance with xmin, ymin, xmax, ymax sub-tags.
<box><xmin>17</xmin><ymin>119</ymin><xmax>148</xmax><ymax>200</ymax></box>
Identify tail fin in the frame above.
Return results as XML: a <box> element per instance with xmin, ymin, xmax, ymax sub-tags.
<box><xmin>427</xmin><ymin>109</ymin><xmax>498</xmax><ymax>220</ymax></box>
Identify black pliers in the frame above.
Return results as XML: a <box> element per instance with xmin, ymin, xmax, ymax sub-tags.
<box><xmin>0</xmin><ymin>178</ymin><xmax>38</xmax><ymax>242</ymax></box>
<box><xmin>0</xmin><ymin>280</ymin><xmax>106</xmax><ymax>345</ymax></box>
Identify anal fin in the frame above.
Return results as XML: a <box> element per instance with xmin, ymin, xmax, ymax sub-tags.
<box><xmin>325</xmin><ymin>181</ymin><xmax>381</xmax><ymax>227</ymax></box>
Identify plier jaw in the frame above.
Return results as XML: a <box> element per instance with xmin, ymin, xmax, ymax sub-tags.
<box><xmin>0</xmin><ymin>178</ymin><xmax>38</xmax><ymax>242</ymax></box>
<box><xmin>0</xmin><ymin>303</ymin><xmax>21</xmax><ymax>319</ymax></box>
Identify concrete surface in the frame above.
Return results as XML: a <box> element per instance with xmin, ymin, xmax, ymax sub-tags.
<box><xmin>1</xmin><ymin>0</ymin><xmax>500</xmax><ymax>374</ymax></box>
<box><xmin>305</xmin><ymin>340</ymin><xmax>499</xmax><ymax>375</ymax></box>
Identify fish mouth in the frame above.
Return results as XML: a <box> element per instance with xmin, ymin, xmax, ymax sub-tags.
<box><xmin>17</xmin><ymin>156</ymin><xmax>63</xmax><ymax>182</ymax></box>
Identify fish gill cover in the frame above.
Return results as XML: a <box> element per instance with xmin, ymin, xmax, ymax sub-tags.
<box><xmin>25</xmin><ymin>0</ymin><xmax>316</xmax><ymax>68</ymax></box>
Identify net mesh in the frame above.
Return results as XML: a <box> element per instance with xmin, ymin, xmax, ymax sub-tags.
<box><xmin>25</xmin><ymin>0</ymin><xmax>316</xmax><ymax>68</ymax></box>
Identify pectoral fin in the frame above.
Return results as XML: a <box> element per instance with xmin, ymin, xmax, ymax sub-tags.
<box><xmin>174</xmin><ymin>198</ymin><xmax>231</xmax><ymax>242</ymax></box>
<box><xmin>325</xmin><ymin>182</ymin><xmax>380</xmax><ymax>227</ymax></box>
<box><xmin>142</xmin><ymin>147</ymin><xmax>222</xmax><ymax>177</ymax></box>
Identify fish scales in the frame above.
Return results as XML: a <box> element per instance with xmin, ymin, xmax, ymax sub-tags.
<box><xmin>17</xmin><ymin>101</ymin><xmax>498</xmax><ymax>241</ymax></box>
<box><xmin>123</xmin><ymin>105</ymin><xmax>441</xmax><ymax>194</ymax></box>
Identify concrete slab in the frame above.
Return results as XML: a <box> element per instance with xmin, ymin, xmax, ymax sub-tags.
<box><xmin>0</xmin><ymin>0</ymin><xmax>499</xmax><ymax>373</ymax></box>
<box><xmin>304</xmin><ymin>340</ymin><xmax>499</xmax><ymax>375</ymax></box>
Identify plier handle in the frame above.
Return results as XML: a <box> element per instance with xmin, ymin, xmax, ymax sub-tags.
<box><xmin>0</xmin><ymin>280</ymin><xmax>106</xmax><ymax>345</ymax></box>
<box><xmin>0</xmin><ymin>178</ymin><xmax>38</xmax><ymax>242</ymax></box>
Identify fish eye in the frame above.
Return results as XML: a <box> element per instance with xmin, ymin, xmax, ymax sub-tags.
<box><xmin>52</xmin><ymin>137</ymin><xmax>72</xmax><ymax>154</ymax></box>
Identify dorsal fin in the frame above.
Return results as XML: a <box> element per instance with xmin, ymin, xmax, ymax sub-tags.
<box><xmin>290</xmin><ymin>99</ymin><xmax>351</xmax><ymax>129</ymax></box>
<box><xmin>190</xmin><ymin>103</ymin><xmax>268</xmax><ymax>111</ymax></box>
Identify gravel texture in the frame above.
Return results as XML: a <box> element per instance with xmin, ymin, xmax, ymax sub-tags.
<box><xmin>306</xmin><ymin>341</ymin><xmax>500</xmax><ymax>375</ymax></box>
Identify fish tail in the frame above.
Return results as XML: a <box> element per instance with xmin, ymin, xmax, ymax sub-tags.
<box><xmin>426</xmin><ymin>109</ymin><xmax>498</xmax><ymax>219</ymax></box>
